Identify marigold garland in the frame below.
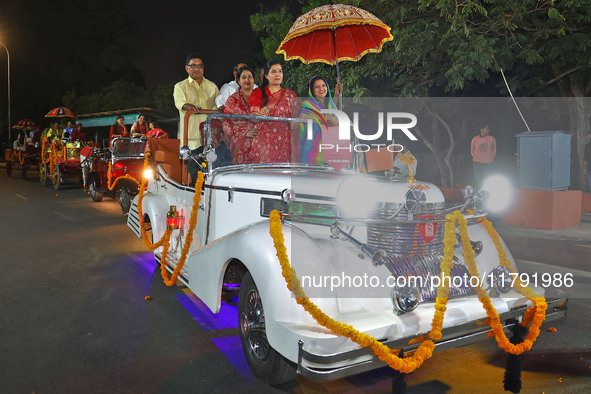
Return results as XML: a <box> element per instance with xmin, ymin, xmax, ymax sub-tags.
<box><xmin>268</xmin><ymin>209</ymin><xmax>549</xmax><ymax>373</ymax></box>
<box><xmin>136</xmin><ymin>153</ymin><xmax>204</xmax><ymax>286</ymax></box>
<box><xmin>107</xmin><ymin>161</ymin><xmax>141</xmax><ymax>191</ymax></box>
<box><xmin>41</xmin><ymin>140</ymin><xmax>51</xmax><ymax>164</ymax></box>
<box><xmin>474</xmin><ymin>216</ymin><xmax>547</xmax><ymax>354</ymax></box>
<box><xmin>269</xmin><ymin>210</ymin><xmax>438</xmax><ymax>374</ymax></box>
<box><xmin>6</xmin><ymin>150</ymin><xmax>25</xmax><ymax>165</ymax></box>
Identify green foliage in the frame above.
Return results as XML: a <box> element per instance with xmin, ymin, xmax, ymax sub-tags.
<box><xmin>250</xmin><ymin>6</ymin><xmax>296</xmax><ymax>62</ymax></box>
<box><xmin>364</xmin><ymin>0</ymin><xmax>591</xmax><ymax>97</ymax></box>
<box><xmin>249</xmin><ymin>0</ymin><xmax>372</xmax><ymax>97</ymax></box>
<box><xmin>247</xmin><ymin>0</ymin><xmax>591</xmax><ymax>187</ymax></box>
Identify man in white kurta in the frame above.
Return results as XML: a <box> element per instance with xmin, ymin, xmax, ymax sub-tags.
<box><xmin>173</xmin><ymin>53</ymin><xmax>219</xmax><ymax>149</ymax></box>
<box><xmin>215</xmin><ymin>62</ymin><xmax>257</xmax><ymax>112</ymax></box>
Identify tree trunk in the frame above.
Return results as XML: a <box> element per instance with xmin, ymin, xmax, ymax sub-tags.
<box><xmin>414</xmin><ymin>125</ymin><xmax>452</xmax><ymax>188</ymax></box>
<box><xmin>551</xmin><ymin>64</ymin><xmax>590</xmax><ymax>190</ymax></box>
<box><xmin>567</xmin><ymin>97</ymin><xmax>590</xmax><ymax>190</ymax></box>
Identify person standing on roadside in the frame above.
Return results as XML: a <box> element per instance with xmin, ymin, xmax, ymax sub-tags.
<box><xmin>471</xmin><ymin>124</ymin><xmax>496</xmax><ymax>186</ymax></box>
<box><xmin>173</xmin><ymin>52</ymin><xmax>219</xmax><ymax>149</ymax></box>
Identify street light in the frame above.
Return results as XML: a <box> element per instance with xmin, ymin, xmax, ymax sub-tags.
<box><xmin>0</xmin><ymin>40</ymin><xmax>10</xmax><ymax>141</ymax></box>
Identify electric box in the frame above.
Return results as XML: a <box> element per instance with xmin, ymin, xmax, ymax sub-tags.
<box><xmin>516</xmin><ymin>131</ymin><xmax>571</xmax><ymax>190</ymax></box>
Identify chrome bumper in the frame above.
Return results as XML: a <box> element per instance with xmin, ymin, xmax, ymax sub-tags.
<box><xmin>296</xmin><ymin>289</ymin><xmax>568</xmax><ymax>381</ymax></box>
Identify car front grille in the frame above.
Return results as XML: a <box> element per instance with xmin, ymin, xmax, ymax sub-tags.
<box><xmin>367</xmin><ymin>202</ymin><xmax>445</xmax><ymax>256</ymax></box>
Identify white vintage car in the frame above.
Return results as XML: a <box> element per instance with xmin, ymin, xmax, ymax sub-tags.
<box><xmin>127</xmin><ymin>115</ymin><xmax>567</xmax><ymax>385</ymax></box>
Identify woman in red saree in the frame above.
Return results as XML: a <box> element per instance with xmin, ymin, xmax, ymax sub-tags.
<box><xmin>249</xmin><ymin>60</ymin><xmax>300</xmax><ymax>163</ymax></box>
<box><xmin>223</xmin><ymin>66</ymin><xmax>257</xmax><ymax>164</ymax></box>
<box><xmin>109</xmin><ymin>115</ymin><xmax>129</xmax><ymax>139</ymax></box>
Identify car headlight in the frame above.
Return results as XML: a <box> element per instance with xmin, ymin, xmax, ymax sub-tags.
<box><xmin>461</xmin><ymin>185</ymin><xmax>474</xmax><ymax>200</ymax></box>
<box><xmin>482</xmin><ymin>175</ymin><xmax>513</xmax><ymax>213</ymax></box>
<box><xmin>471</xmin><ymin>240</ymin><xmax>483</xmax><ymax>256</ymax></box>
<box><xmin>143</xmin><ymin>168</ymin><xmax>153</xmax><ymax>180</ymax></box>
<box><xmin>392</xmin><ymin>282</ymin><xmax>420</xmax><ymax>314</ymax></box>
<box><xmin>488</xmin><ymin>266</ymin><xmax>512</xmax><ymax>295</ymax></box>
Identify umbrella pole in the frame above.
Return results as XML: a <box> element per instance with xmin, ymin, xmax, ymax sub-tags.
<box><xmin>332</xmin><ymin>28</ymin><xmax>343</xmax><ymax>110</ymax></box>
<box><xmin>335</xmin><ymin>60</ymin><xmax>342</xmax><ymax>111</ymax></box>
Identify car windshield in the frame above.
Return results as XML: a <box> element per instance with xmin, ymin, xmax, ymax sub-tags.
<box><xmin>111</xmin><ymin>137</ymin><xmax>147</xmax><ymax>158</ymax></box>
<box><xmin>196</xmin><ymin>113</ymin><xmax>356</xmax><ymax>171</ymax></box>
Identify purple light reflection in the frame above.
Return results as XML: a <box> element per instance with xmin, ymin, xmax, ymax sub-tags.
<box><xmin>176</xmin><ymin>291</ymin><xmax>238</xmax><ymax>330</ymax></box>
<box><xmin>128</xmin><ymin>252</ymin><xmax>157</xmax><ymax>274</ymax></box>
<box><xmin>211</xmin><ymin>336</ymin><xmax>253</xmax><ymax>382</ymax></box>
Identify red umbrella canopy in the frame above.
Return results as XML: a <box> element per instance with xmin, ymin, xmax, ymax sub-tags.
<box><xmin>13</xmin><ymin>119</ymin><xmax>38</xmax><ymax>130</ymax></box>
<box><xmin>276</xmin><ymin>4</ymin><xmax>393</xmax><ymax>65</ymax></box>
<box><xmin>45</xmin><ymin>107</ymin><xmax>75</xmax><ymax>118</ymax></box>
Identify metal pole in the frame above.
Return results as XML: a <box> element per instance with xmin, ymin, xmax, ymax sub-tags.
<box><xmin>0</xmin><ymin>42</ymin><xmax>10</xmax><ymax>141</ymax></box>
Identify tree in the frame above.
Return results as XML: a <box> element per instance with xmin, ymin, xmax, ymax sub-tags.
<box><xmin>63</xmin><ymin>80</ymin><xmax>176</xmax><ymax>116</ymax></box>
<box><xmin>250</xmin><ymin>1</ymin><xmax>370</xmax><ymax>97</ymax></box>
<box><xmin>362</xmin><ymin>0</ymin><xmax>591</xmax><ymax>188</ymax></box>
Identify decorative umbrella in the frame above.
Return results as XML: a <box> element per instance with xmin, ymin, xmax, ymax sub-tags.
<box><xmin>45</xmin><ymin>107</ymin><xmax>75</xmax><ymax>118</ymax></box>
<box><xmin>13</xmin><ymin>119</ymin><xmax>38</xmax><ymax>131</ymax></box>
<box><xmin>276</xmin><ymin>4</ymin><xmax>393</xmax><ymax>81</ymax></box>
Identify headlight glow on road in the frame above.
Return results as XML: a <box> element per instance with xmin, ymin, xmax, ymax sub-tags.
<box><xmin>482</xmin><ymin>175</ymin><xmax>513</xmax><ymax>213</ymax></box>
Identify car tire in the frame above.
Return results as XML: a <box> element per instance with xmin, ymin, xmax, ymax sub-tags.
<box><xmin>119</xmin><ymin>187</ymin><xmax>132</xmax><ymax>214</ymax></box>
<box><xmin>238</xmin><ymin>272</ymin><xmax>297</xmax><ymax>385</ymax></box>
<box><xmin>88</xmin><ymin>175</ymin><xmax>103</xmax><ymax>202</ymax></box>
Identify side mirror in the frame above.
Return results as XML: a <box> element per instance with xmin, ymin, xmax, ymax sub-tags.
<box><xmin>180</xmin><ymin>145</ymin><xmax>191</xmax><ymax>160</ymax></box>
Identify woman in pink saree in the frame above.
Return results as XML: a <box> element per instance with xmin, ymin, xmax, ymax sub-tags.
<box><xmin>223</xmin><ymin>66</ymin><xmax>257</xmax><ymax>164</ymax></box>
<box><xmin>249</xmin><ymin>60</ymin><xmax>300</xmax><ymax>163</ymax></box>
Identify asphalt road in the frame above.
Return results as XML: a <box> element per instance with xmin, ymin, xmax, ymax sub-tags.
<box><xmin>0</xmin><ymin>165</ymin><xmax>589</xmax><ymax>394</ymax></box>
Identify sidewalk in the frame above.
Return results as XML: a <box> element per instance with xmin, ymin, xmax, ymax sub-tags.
<box><xmin>492</xmin><ymin>213</ymin><xmax>591</xmax><ymax>271</ymax></box>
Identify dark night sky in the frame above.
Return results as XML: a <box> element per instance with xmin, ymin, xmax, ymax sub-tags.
<box><xmin>0</xmin><ymin>0</ymin><xmax>284</xmax><ymax>130</ymax></box>
<box><xmin>126</xmin><ymin>0</ymin><xmax>273</xmax><ymax>86</ymax></box>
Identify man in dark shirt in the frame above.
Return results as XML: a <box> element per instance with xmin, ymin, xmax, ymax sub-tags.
<box><xmin>584</xmin><ymin>131</ymin><xmax>591</xmax><ymax>191</ymax></box>
<box><xmin>188</xmin><ymin>120</ymin><xmax>232</xmax><ymax>185</ymax></box>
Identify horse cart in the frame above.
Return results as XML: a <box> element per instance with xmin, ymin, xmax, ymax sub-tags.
<box><xmin>5</xmin><ymin>136</ymin><xmax>41</xmax><ymax>178</ymax></box>
<box><xmin>38</xmin><ymin>139</ymin><xmax>85</xmax><ymax>190</ymax></box>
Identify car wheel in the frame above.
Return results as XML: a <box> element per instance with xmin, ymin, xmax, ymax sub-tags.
<box><xmin>39</xmin><ymin>163</ymin><xmax>48</xmax><ymax>186</ymax></box>
<box><xmin>6</xmin><ymin>161</ymin><xmax>12</xmax><ymax>177</ymax></box>
<box><xmin>119</xmin><ymin>187</ymin><xmax>132</xmax><ymax>214</ymax></box>
<box><xmin>238</xmin><ymin>272</ymin><xmax>297</xmax><ymax>385</ymax></box>
<box><xmin>52</xmin><ymin>165</ymin><xmax>61</xmax><ymax>190</ymax></box>
<box><xmin>88</xmin><ymin>175</ymin><xmax>103</xmax><ymax>202</ymax></box>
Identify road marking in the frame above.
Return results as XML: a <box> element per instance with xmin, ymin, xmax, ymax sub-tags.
<box><xmin>53</xmin><ymin>211</ymin><xmax>75</xmax><ymax>222</ymax></box>
<box><xmin>15</xmin><ymin>194</ymin><xmax>28</xmax><ymax>200</ymax></box>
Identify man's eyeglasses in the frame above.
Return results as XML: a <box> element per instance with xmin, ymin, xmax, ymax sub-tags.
<box><xmin>187</xmin><ymin>63</ymin><xmax>204</xmax><ymax>69</ymax></box>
